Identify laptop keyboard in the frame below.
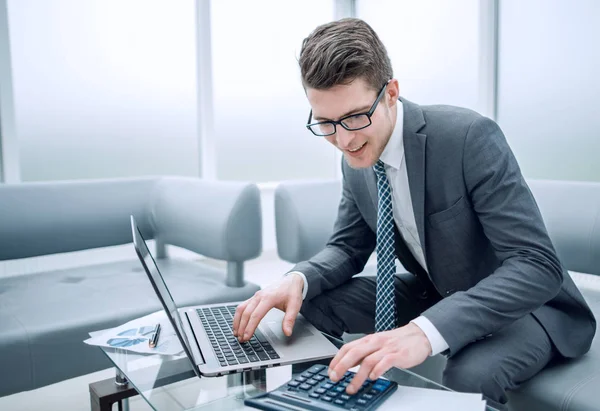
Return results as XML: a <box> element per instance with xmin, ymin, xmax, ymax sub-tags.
<box><xmin>197</xmin><ymin>305</ymin><xmax>281</xmax><ymax>367</ymax></box>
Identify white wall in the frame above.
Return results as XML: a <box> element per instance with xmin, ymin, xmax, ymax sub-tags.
<box><xmin>8</xmin><ymin>0</ymin><xmax>199</xmax><ymax>181</ymax></box>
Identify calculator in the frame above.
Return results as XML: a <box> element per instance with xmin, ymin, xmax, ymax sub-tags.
<box><xmin>244</xmin><ymin>364</ymin><xmax>397</xmax><ymax>411</ymax></box>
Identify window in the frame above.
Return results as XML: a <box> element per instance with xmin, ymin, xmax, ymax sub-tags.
<box><xmin>497</xmin><ymin>0</ymin><xmax>600</xmax><ymax>181</ymax></box>
<box><xmin>211</xmin><ymin>0</ymin><xmax>337</xmax><ymax>182</ymax></box>
<box><xmin>357</xmin><ymin>0</ymin><xmax>481</xmax><ymax>110</ymax></box>
<box><xmin>10</xmin><ymin>0</ymin><xmax>199</xmax><ymax>181</ymax></box>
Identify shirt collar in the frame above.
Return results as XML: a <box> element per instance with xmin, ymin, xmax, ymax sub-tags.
<box><xmin>379</xmin><ymin>101</ymin><xmax>404</xmax><ymax>170</ymax></box>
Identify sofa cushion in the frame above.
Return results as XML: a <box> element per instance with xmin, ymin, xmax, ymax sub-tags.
<box><xmin>507</xmin><ymin>287</ymin><xmax>600</xmax><ymax>411</ymax></box>
<box><xmin>0</xmin><ymin>258</ymin><xmax>259</xmax><ymax>395</ymax></box>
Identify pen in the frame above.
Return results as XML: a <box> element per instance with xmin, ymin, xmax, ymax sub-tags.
<box><xmin>149</xmin><ymin>323</ymin><xmax>161</xmax><ymax>348</ymax></box>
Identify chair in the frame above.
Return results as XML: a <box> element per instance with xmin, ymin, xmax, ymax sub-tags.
<box><xmin>274</xmin><ymin>178</ymin><xmax>600</xmax><ymax>411</ymax></box>
<box><xmin>0</xmin><ymin>176</ymin><xmax>262</xmax><ymax>397</ymax></box>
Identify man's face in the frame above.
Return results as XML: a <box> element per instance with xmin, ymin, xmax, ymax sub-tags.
<box><xmin>306</xmin><ymin>77</ymin><xmax>399</xmax><ymax>169</ymax></box>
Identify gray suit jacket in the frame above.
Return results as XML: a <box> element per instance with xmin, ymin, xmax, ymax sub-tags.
<box><xmin>293</xmin><ymin>97</ymin><xmax>596</xmax><ymax>358</ymax></box>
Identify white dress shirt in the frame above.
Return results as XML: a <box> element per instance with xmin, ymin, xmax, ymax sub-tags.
<box><xmin>289</xmin><ymin>102</ymin><xmax>449</xmax><ymax>356</ymax></box>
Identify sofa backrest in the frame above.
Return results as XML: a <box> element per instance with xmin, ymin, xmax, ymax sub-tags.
<box><xmin>275</xmin><ymin>180</ymin><xmax>341</xmax><ymax>263</ymax></box>
<box><xmin>528</xmin><ymin>180</ymin><xmax>600</xmax><ymax>276</ymax></box>
<box><xmin>0</xmin><ymin>178</ymin><xmax>157</xmax><ymax>260</ymax></box>
<box><xmin>0</xmin><ymin>177</ymin><xmax>262</xmax><ymax>263</ymax></box>
<box><xmin>275</xmin><ymin>179</ymin><xmax>600</xmax><ymax>276</ymax></box>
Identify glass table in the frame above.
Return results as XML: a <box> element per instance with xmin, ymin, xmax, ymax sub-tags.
<box><xmin>89</xmin><ymin>335</ymin><xmax>499</xmax><ymax>411</ymax></box>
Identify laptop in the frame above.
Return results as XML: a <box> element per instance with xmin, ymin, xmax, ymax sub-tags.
<box><xmin>131</xmin><ymin>216</ymin><xmax>338</xmax><ymax>377</ymax></box>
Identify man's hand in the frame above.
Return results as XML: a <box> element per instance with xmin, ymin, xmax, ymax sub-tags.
<box><xmin>328</xmin><ymin>323</ymin><xmax>432</xmax><ymax>395</ymax></box>
<box><xmin>233</xmin><ymin>274</ymin><xmax>304</xmax><ymax>342</ymax></box>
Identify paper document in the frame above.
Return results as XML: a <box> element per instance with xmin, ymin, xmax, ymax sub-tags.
<box><xmin>85</xmin><ymin>310</ymin><xmax>183</xmax><ymax>356</ymax></box>
<box><xmin>378</xmin><ymin>385</ymin><xmax>487</xmax><ymax>411</ymax></box>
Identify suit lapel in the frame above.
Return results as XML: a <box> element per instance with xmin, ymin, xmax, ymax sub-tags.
<box><xmin>400</xmin><ymin>98</ymin><xmax>428</xmax><ymax>262</ymax></box>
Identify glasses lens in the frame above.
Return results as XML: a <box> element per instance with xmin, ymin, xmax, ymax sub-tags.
<box><xmin>309</xmin><ymin>122</ymin><xmax>335</xmax><ymax>136</ymax></box>
<box><xmin>341</xmin><ymin>114</ymin><xmax>370</xmax><ymax>130</ymax></box>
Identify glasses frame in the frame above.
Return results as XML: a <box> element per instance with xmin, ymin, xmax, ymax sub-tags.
<box><xmin>306</xmin><ymin>80</ymin><xmax>391</xmax><ymax>137</ymax></box>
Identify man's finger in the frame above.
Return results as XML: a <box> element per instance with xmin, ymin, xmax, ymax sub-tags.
<box><xmin>368</xmin><ymin>353</ymin><xmax>396</xmax><ymax>382</ymax></box>
<box><xmin>346</xmin><ymin>352</ymin><xmax>385</xmax><ymax>395</ymax></box>
<box><xmin>330</xmin><ymin>338</ymin><xmax>379</xmax><ymax>382</ymax></box>
<box><xmin>242</xmin><ymin>301</ymin><xmax>272</xmax><ymax>341</ymax></box>
<box><xmin>282</xmin><ymin>297</ymin><xmax>301</xmax><ymax>336</ymax></box>
<box><xmin>328</xmin><ymin>336</ymin><xmax>364</xmax><ymax>373</ymax></box>
<box><xmin>237</xmin><ymin>297</ymin><xmax>260</xmax><ymax>341</ymax></box>
<box><xmin>232</xmin><ymin>300</ymin><xmax>249</xmax><ymax>337</ymax></box>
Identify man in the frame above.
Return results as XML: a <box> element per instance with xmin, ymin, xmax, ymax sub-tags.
<box><xmin>232</xmin><ymin>18</ymin><xmax>595</xmax><ymax>409</ymax></box>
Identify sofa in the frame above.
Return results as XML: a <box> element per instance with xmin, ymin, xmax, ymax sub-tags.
<box><xmin>274</xmin><ymin>178</ymin><xmax>600</xmax><ymax>411</ymax></box>
<box><xmin>0</xmin><ymin>176</ymin><xmax>263</xmax><ymax>397</ymax></box>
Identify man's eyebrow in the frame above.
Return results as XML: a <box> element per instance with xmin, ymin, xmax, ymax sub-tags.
<box><xmin>313</xmin><ymin>105</ymin><xmax>371</xmax><ymax>121</ymax></box>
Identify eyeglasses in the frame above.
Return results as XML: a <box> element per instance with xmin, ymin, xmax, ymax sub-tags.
<box><xmin>306</xmin><ymin>81</ymin><xmax>390</xmax><ymax>137</ymax></box>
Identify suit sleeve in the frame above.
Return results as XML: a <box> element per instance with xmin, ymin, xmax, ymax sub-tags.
<box><xmin>422</xmin><ymin>116</ymin><xmax>563</xmax><ymax>355</ymax></box>
<box><xmin>292</xmin><ymin>163</ymin><xmax>376</xmax><ymax>301</ymax></box>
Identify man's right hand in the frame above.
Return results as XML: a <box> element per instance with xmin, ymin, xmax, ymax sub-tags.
<box><xmin>232</xmin><ymin>273</ymin><xmax>304</xmax><ymax>343</ymax></box>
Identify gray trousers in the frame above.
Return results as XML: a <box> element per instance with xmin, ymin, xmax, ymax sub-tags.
<box><xmin>299</xmin><ymin>275</ymin><xmax>556</xmax><ymax>410</ymax></box>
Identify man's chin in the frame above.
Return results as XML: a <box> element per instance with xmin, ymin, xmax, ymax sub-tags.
<box><xmin>344</xmin><ymin>153</ymin><xmax>376</xmax><ymax>169</ymax></box>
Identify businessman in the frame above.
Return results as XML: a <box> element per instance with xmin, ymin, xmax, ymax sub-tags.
<box><xmin>232</xmin><ymin>18</ymin><xmax>595</xmax><ymax>409</ymax></box>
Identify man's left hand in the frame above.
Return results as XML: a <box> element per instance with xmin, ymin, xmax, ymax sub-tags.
<box><xmin>328</xmin><ymin>323</ymin><xmax>432</xmax><ymax>395</ymax></box>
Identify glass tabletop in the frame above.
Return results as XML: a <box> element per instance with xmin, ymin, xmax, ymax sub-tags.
<box><xmin>99</xmin><ymin>335</ymin><xmax>498</xmax><ymax>411</ymax></box>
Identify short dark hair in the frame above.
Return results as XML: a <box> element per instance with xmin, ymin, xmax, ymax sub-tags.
<box><xmin>299</xmin><ymin>18</ymin><xmax>393</xmax><ymax>91</ymax></box>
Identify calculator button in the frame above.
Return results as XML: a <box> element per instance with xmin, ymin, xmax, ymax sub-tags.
<box><xmin>309</xmin><ymin>392</ymin><xmax>321</xmax><ymax>399</ymax></box>
<box><xmin>357</xmin><ymin>399</ymin><xmax>368</xmax><ymax>405</ymax></box>
<box><xmin>328</xmin><ymin>392</ymin><xmax>339</xmax><ymax>398</ymax></box>
<box><xmin>322</xmin><ymin>383</ymin><xmax>334</xmax><ymax>389</ymax></box>
<box><xmin>307</xmin><ymin>379</ymin><xmax>319</xmax><ymax>386</ymax></box>
<box><xmin>322</xmin><ymin>396</ymin><xmax>333</xmax><ymax>402</ymax></box>
<box><xmin>340</xmin><ymin>394</ymin><xmax>351</xmax><ymax>400</ymax></box>
<box><xmin>363</xmin><ymin>394</ymin><xmax>374</xmax><ymax>400</ymax></box>
<box><xmin>307</xmin><ymin>364</ymin><xmax>327</xmax><ymax>374</ymax></box>
<box><xmin>334</xmin><ymin>399</ymin><xmax>346</xmax><ymax>405</ymax></box>
<box><xmin>287</xmin><ymin>381</ymin><xmax>300</xmax><ymax>388</ymax></box>
<box><xmin>315</xmin><ymin>388</ymin><xmax>327</xmax><ymax>394</ymax></box>
<box><xmin>296</xmin><ymin>377</ymin><xmax>307</xmax><ymax>383</ymax></box>
<box><xmin>334</xmin><ymin>386</ymin><xmax>345</xmax><ymax>393</ymax></box>
<box><xmin>301</xmin><ymin>372</ymin><xmax>314</xmax><ymax>379</ymax></box>
<box><xmin>314</xmin><ymin>375</ymin><xmax>325</xmax><ymax>382</ymax></box>
<box><xmin>299</xmin><ymin>384</ymin><xmax>312</xmax><ymax>391</ymax></box>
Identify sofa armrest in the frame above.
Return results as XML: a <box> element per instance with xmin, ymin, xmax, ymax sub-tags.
<box><xmin>150</xmin><ymin>177</ymin><xmax>262</xmax><ymax>285</ymax></box>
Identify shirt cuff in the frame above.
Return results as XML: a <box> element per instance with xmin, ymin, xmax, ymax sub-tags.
<box><xmin>410</xmin><ymin>316</ymin><xmax>449</xmax><ymax>356</ymax></box>
<box><xmin>285</xmin><ymin>271</ymin><xmax>308</xmax><ymax>300</ymax></box>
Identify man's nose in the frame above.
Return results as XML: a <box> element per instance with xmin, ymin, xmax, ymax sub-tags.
<box><xmin>335</xmin><ymin>127</ymin><xmax>354</xmax><ymax>150</ymax></box>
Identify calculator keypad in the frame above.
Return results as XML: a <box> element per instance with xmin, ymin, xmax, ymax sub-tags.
<box><xmin>285</xmin><ymin>364</ymin><xmax>393</xmax><ymax>409</ymax></box>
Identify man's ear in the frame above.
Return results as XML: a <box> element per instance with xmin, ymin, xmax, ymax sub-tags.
<box><xmin>387</xmin><ymin>79</ymin><xmax>400</xmax><ymax>106</ymax></box>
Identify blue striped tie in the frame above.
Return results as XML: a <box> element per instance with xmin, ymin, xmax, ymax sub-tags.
<box><xmin>373</xmin><ymin>160</ymin><xmax>397</xmax><ymax>332</ymax></box>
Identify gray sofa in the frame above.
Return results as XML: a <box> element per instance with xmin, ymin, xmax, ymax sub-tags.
<box><xmin>275</xmin><ymin>178</ymin><xmax>600</xmax><ymax>411</ymax></box>
<box><xmin>0</xmin><ymin>177</ymin><xmax>263</xmax><ymax>397</ymax></box>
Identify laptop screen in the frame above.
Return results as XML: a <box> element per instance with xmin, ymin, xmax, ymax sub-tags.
<box><xmin>130</xmin><ymin>216</ymin><xmax>200</xmax><ymax>369</ymax></box>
